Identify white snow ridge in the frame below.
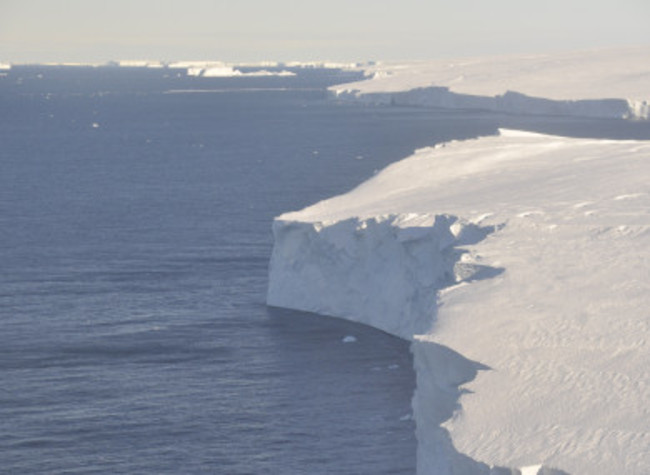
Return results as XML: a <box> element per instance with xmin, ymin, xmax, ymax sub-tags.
<box><xmin>268</xmin><ymin>49</ymin><xmax>650</xmax><ymax>474</ymax></box>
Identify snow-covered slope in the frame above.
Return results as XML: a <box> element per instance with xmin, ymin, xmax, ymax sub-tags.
<box><xmin>267</xmin><ymin>130</ymin><xmax>650</xmax><ymax>474</ymax></box>
<box><xmin>330</xmin><ymin>48</ymin><xmax>650</xmax><ymax>119</ymax></box>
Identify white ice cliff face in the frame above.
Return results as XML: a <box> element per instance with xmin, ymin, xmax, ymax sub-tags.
<box><xmin>267</xmin><ymin>129</ymin><xmax>650</xmax><ymax>474</ymax></box>
<box><xmin>267</xmin><ymin>214</ymin><xmax>501</xmax><ymax>340</ymax></box>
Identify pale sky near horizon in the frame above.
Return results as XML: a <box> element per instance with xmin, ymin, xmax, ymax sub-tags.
<box><xmin>1</xmin><ymin>0</ymin><xmax>649</xmax><ymax>63</ymax></box>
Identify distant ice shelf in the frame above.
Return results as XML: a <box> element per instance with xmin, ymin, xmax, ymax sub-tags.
<box><xmin>267</xmin><ymin>128</ymin><xmax>650</xmax><ymax>474</ymax></box>
<box><xmin>329</xmin><ymin>47</ymin><xmax>650</xmax><ymax>119</ymax></box>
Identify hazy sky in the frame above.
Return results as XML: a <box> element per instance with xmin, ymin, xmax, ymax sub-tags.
<box><xmin>1</xmin><ymin>0</ymin><xmax>649</xmax><ymax>63</ymax></box>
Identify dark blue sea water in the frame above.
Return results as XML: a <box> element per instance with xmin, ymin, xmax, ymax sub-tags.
<box><xmin>2</xmin><ymin>66</ymin><xmax>649</xmax><ymax>474</ymax></box>
<box><xmin>0</xmin><ymin>66</ymin><xmax>490</xmax><ymax>475</ymax></box>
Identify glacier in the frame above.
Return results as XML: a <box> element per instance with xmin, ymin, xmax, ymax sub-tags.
<box><xmin>267</xmin><ymin>124</ymin><xmax>650</xmax><ymax>474</ymax></box>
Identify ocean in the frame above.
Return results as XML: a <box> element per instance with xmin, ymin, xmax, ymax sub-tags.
<box><xmin>0</xmin><ymin>65</ymin><xmax>490</xmax><ymax>474</ymax></box>
<box><xmin>2</xmin><ymin>65</ymin><xmax>649</xmax><ymax>474</ymax></box>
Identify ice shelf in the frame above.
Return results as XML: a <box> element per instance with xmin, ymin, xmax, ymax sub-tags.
<box><xmin>330</xmin><ymin>47</ymin><xmax>650</xmax><ymax>119</ymax></box>
<box><xmin>268</xmin><ymin>128</ymin><xmax>650</xmax><ymax>474</ymax></box>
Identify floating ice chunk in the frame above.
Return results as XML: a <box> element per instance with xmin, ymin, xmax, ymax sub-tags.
<box><xmin>342</xmin><ymin>335</ymin><xmax>357</xmax><ymax>343</ymax></box>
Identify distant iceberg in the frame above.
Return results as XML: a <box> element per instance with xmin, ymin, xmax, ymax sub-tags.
<box><xmin>186</xmin><ymin>65</ymin><xmax>296</xmax><ymax>77</ymax></box>
<box><xmin>115</xmin><ymin>60</ymin><xmax>165</xmax><ymax>68</ymax></box>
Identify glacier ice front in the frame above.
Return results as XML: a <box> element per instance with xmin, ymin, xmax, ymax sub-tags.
<box><xmin>267</xmin><ymin>213</ymin><xmax>501</xmax><ymax>340</ymax></box>
<box><xmin>267</xmin><ymin>130</ymin><xmax>650</xmax><ymax>474</ymax></box>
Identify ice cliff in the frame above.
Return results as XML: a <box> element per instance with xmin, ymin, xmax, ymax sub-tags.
<box><xmin>268</xmin><ymin>214</ymin><xmax>501</xmax><ymax>340</ymax></box>
<box><xmin>330</xmin><ymin>47</ymin><xmax>650</xmax><ymax>119</ymax></box>
<box><xmin>267</xmin><ymin>129</ymin><xmax>650</xmax><ymax>474</ymax></box>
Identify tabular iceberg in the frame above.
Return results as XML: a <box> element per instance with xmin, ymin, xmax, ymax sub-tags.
<box><xmin>267</xmin><ymin>128</ymin><xmax>650</xmax><ymax>474</ymax></box>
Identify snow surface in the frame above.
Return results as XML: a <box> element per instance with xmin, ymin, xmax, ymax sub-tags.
<box><xmin>330</xmin><ymin>48</ymin><xmax>650</xmax><ymax>119</ymax></box>
<box><xmin>267</xmin><ymin>129</ymin><xmax>650</xmax><ymax>474</ymax></box>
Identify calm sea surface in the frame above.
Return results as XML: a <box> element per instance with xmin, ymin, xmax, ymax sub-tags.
<box><xmin>1</xmin><ymin>66</ymin><xmax>648</xmax><ymax>474</ymax></box>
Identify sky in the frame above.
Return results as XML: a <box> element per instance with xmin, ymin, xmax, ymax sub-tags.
<box><xmin>1</xmin><ymin>0</ymin><xmax>649</xmax><ymax>63</ymax></box>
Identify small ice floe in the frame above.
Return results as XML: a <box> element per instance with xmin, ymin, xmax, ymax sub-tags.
<box><xmin>388</xmin><ymin>364</ymin><xmax>400</xmax><ymax>370</ymax></box>
<box><xmin>91</xmin><ymin>122</ymin><xmax>100</xmax><ymax>128</ymax></box>
<box><xmin>355</xmin><ymin>155</ymin><xmax>364</xmax><ymax>160</ymax></box>
<box><xmin>400</xmin><ymin>413</ymin><xmax>413</xmax><ymax>421</ymax></box>
<box><xmin>342</xmin><ymin>335</ymin><xmax>357</xmax><ymax>343</ymax></box>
